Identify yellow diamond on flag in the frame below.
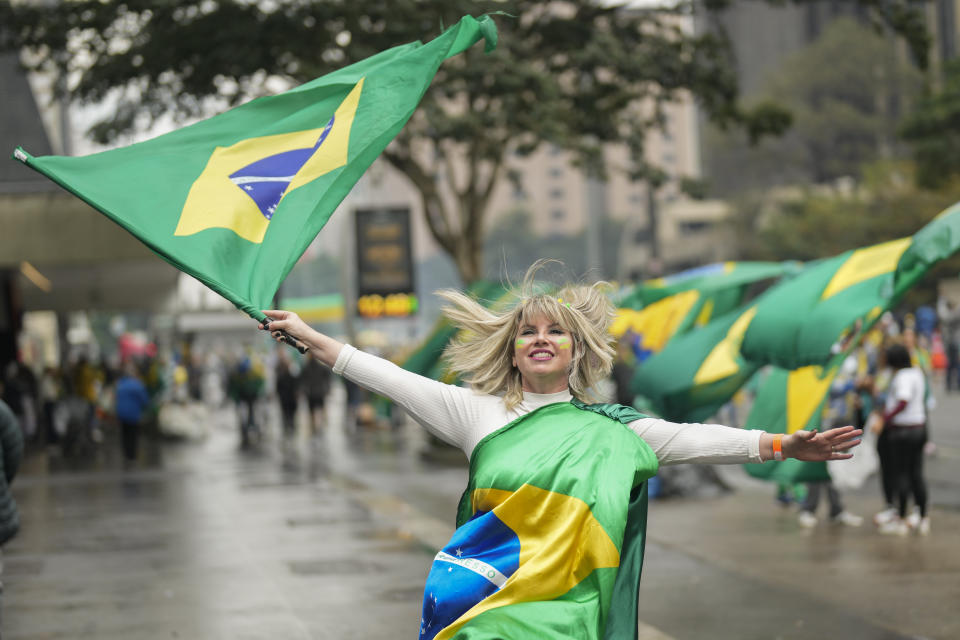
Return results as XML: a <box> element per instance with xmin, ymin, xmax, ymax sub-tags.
<box><xmin>820</xmin><ymin>238</ymin><xmax>911</xmax><ymax>301</ymax></box>
<box><xmin>175</xmin><ymin>79</ymin><xmax>364</xmax><ymax>243</ymax></box>
<box><xmin>693</xmin><ymin>306</ymin><xmax>757</xmax><ymax>385</ymax></box>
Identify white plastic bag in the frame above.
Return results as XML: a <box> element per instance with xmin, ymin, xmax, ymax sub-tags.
<box><xmin>828</xmin><ymin>426</ymin><xmax>878</xmax><ymax>491</ymax></box>
<box><xmin>158</xmin><ymin>401</ymin><xmax>210</xmax><ymax>440</ymax></box>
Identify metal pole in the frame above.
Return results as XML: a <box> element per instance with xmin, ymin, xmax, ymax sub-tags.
<box><xmin>340</xmin><ymin>207</ymin><xmax>357</xmax><ymax>346</ymax></box>
<box><xmin>647</xmin><ymin>184</ymin><xmax>659</xmax><ymax>261</ymax></box>
<box><xmin>585</xmin><ymin>176</ymin><xmax>607</xmax><ymax>279</ymax></box>
<box><xmin>56</xmin><ymin>67</ymin><xmax>72</xmax><ymax>156</ymax></box>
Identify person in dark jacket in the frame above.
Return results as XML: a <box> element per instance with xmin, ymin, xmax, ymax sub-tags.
<box><xmin>300</xmin><ymin>356</ymin><xmax>331</xmax><ymax>435</ymax></box>
<box><xmin>114</xmin><ymin>363</ymin><xmax>151</xmax><ymax>463</ymax></box>
<box><xmin>274</xmin><ymin>356</ymin><xmax>300</xmax><ymax>439</ymax></box>
<box><xmin>0</xmin><ymin>397</ymin><xmax>25</xmax><ymax>627</ymax></box>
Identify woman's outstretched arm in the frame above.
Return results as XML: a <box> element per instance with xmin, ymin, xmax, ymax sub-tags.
<box><xmin>259</xmin><ymin>309</ymin><xmax>485</xmax><ymax>452</ymax></box>
<box><xmin>630</xmin><ymin>417</ymin><xmax>862</xmax><ymax>466</ymax></box>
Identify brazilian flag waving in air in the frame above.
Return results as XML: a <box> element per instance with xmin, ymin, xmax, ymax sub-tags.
<box><xmin>419</xmin><ymin>401</ymin><xmax>658</xmax><ymax>640</ymax></box>
<box><xmin>12</xmin><ymin>15</ymin><xmax>497</xmax><ymax>321</ymax></box>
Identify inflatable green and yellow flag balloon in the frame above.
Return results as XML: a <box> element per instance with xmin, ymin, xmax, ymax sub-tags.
<box><xmin>612</xmin><ymin>261</ymin><xmax>795</xmax><ymax>362</ymax></box>
<box><xmin>741</xmin><ymin>201</ymin><xmax>960</xmax><ymax>369</ymax></box>
<box><xmin>631</xmin><ymin>201</ymin><xmax>960</xmax><ymax>424</ymax></box>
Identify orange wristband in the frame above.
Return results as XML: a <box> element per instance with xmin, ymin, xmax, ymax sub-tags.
<box><xmin>772</xmin><ymin>434</ymin><xmax>784</xmax><ymax>461</ymax></box>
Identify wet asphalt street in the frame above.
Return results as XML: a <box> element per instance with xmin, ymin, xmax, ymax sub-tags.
<box><xmin>4</xmin><ymin>383</ymin><xmax>959</xmax><ymax>640</ymax></box>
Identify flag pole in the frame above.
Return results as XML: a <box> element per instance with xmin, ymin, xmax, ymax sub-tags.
<box><xmin>259</xmin><ymin>315</ymin><xmax>309</xmax><ymax>354</ymax></box>
<box><xmin>277</xmin><ymin>330</ymin><xmax>309</xmax><ymax>354</ymax></box>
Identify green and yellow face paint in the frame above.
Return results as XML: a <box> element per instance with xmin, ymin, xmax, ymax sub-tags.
<box><xmin>556</xmin><ymin>336</ymin><xmax>571</xmax><ymax>349</ymax></box>
<box><xmin>515</xmin><ymin>337</ymin><xmax>530</xmax><ymax>349</ymax></box>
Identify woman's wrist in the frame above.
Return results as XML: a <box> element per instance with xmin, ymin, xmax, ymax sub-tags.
<box><xmin>761</xmin><ymin>431</ymin><xmax>793</xmax><ymax>462</ymax></box>
<box><xmin>303</xmin><ymin>331</ymin><xmax>343</xmax><ymax>367</ymax></box>
<box><xmin>780</xmin><ymin>433</ymin><xmax>798</xmax><ymax>459</ymax></box>
<box><xmin>772</xmin><ymin>433</ymin><xmax>784</xmax><ymax>461</ymax></box>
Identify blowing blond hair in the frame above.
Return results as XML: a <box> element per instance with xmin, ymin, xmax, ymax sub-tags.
<box><xmin>437</xmin><ymin>262</ymin><xmax>617</xmax><ymax>410</ymax></box>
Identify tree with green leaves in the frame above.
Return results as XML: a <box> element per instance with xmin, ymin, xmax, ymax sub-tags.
<box><xmin>705</xmin><ymin>17</ymin><xmax>923</xmax><ymax>196</ymax></box>
<box><xmin>901</xmin><ymin>58</ymin><xmax>960</xmax><ymax>190</ymax></box>
<box><xmin>736</xmin><ymin>161</ymin><xmax>960</xmax><ymax>304</ymax></box>
<box><xmin>0</xmin><ymin>0</ymin><xmax>930</xmax><ymax>284</ymax></box>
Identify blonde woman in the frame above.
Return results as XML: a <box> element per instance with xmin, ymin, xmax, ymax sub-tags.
<box><xmin>261</xmin><ymin>267</ymin><xmax>861</xmax><ymax>640</ymax></box>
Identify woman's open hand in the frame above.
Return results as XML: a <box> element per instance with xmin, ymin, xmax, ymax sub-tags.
<box><xmin>783</xmin><ymin>425</ymin><xmax>863</xmax><ymax>462</ymax></box>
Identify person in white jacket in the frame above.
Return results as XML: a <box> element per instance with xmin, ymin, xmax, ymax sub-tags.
<box><xmin>878</xmin><ymin>343</ymin><xmax>930</xmax><ymax>535</ymax></box>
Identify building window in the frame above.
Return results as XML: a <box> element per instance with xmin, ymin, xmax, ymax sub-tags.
<box><xmin>549</xmin><ymin>188</ymin><xmax>564</xmax><ymax>199</ymax></box>
<box><xmin>551</xmin><ymin>209</ymin><xmax>566</xmax><ymax>220</ymax></box>
<box><xmin>549</xmin><ymin>166</ymin><xmax>564</xmax><ymax>178</ymax></box>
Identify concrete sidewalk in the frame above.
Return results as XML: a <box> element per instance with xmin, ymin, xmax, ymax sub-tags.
<box><xmin>3</xmin><ymin>386</ymin><xmax>958</xmax><ymax>639</ymax></box>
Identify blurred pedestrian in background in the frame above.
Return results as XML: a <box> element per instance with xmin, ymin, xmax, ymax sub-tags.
<box><xmin>868</xmin><ymin>340</ymin><xmax>899</xmax><ymax>526</ymax></box>
<box><xmin>228</xmin><ymin>356</ymin><xmax>265</xmax><ymax>448</ymax></box>
<box><xmin>2</xmin><ymin>360</ymin><xmax>37</xmax><ymax>443</ymax></box>
<box><xmin>274</xmin><ymin>354</ymin><xmax>300</xmax><ymax>440</ymax></box>
<box><xmin>914</xmin><ymin>305</ymin><xmax>937</xmax><ymax>343</ymax></box>
<box><xmin>877</xmin><ymin>343</ymin><xmax>930</xmax><ymax>536</ymax></box>
<box><xmin>114</xmin><ymin>362</ymin><xmax>151</xmax><ymax>466</ymax></box>
<box><xmin>610</xmin><ymin>338</ymin><xmax>636</xmax><ymax>408</ymax></box>
<box><xmin>300</xmin><ymin>356</ymin><xmax>331</xmax><ymax>436</ymax></box>
<box><xmin>39</xmin><ymin>366</ymin><xmax>63</xmax><ymax>448</ymax></box>
<box><xmin>70</xmin><ymin>354</ymin><xmax>104</xmax><ymax>446</ymax></box>
<box><xmin>903</xmin><ymin>326</ymin><xmax>933</xmax><ymax>380</ymax></box>
<box><xmin>0</xmin><ymin>398</ymin><xmax>24</xmax><ymax>629</ymax></box>
<box><xmin>937</xmin><ymin>297</ymin><xmax>960</xmax><ymax>392</ymax></box>
<box><xmin>796</xmin><ymin>353</ymin><xmax>863</xmax><ymax>529</ymax></box>
<box><xmin>259</xmin><ymin>263</ymin><xmax>861</xmax><ymax>637</ymax></box>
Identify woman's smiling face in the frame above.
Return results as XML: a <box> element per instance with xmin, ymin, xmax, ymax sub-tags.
<box><xmin>512</xmin><ymin>313</ymin><xmax>574</xmax><ymax>393</ymax></box>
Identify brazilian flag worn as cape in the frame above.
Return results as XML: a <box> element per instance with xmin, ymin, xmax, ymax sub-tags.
<box><xmin>420</xmin><ymin>401</ymin><xmax>659</xmax><ymax>639</ymax></box>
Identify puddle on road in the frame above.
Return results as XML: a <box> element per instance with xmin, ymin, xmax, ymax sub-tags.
<box><xmin>285</xmin><ymin>511</ymin><xmax>372</xmax><ymax>527</ymax></box>
<box><xmin>2</xmin><ymin>557</ymin><xmax>45</xmax><ymax>576</ymax></box>
<box><xmin>376</xmin><ymin>585</ymin><xmax>425</xmax><ymax>603</ymax></box>
<box><xmin>287</xmin><ymin>558</ymin><xmax>387</xmax><ymax>575</ymax></box>
<box><xmin>239</xmin><ymin>479</ymin><xmax>313</xmax><ymax>490</ymax></box>
<box><xmin>62</xmin><ymin>533</ymin><xmax>169</xmax><ymax>554</ymax></box>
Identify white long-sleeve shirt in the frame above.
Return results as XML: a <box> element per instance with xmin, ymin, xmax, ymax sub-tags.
<box><xmin>333</xmin><ymin>344</ymin><xmax>764</xmax><ymax>465</ymax></box>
